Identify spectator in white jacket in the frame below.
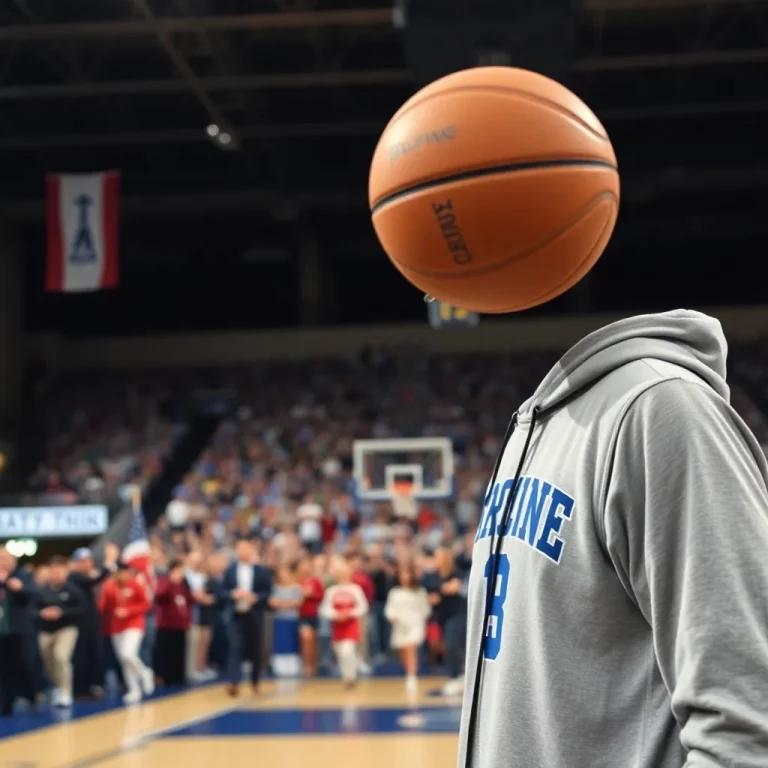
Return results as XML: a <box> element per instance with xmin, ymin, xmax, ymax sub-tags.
<box><xmin>385</xmin><ymin>562</ymin><xmax>430</xmax><ymax>693</ymax></box>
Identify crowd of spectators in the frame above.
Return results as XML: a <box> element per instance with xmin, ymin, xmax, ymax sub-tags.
<box><xmin>159</xmin><ymin>350</ymin><xmax>556</xmax><ymax>548</ymax></box>
<box><xmin>26</xmin><ymin>346</ymin><xmax>768</xmax><ymax>513</ymax></box>
<box><xmin>5</xmin><ymin>344</ymin><xmax>768</xmax><ymax>715</ymax></box>
<box><xmin>26</xmin><ymin>372</ymin><xmax>187</xmax><ymax>505</ymax></box>
<box><xmin>0</xmin><ymin>526</ymin><xmax>473</xmax><ymax>715</ymax></box>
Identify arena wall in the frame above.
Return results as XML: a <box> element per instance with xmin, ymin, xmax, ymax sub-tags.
<box><xmin>26</xmin><ymin>305</ymin><xmax>768</xmax><ymax>369</ymax></box>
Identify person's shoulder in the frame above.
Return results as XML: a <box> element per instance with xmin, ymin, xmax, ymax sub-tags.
<box><xmin>621</xmin><ymin>377</ymin><xmax>737</xmax><ymax>446</ymax></box>
<box><xmin>67</xmin><ymin>570</ymin><xmax>87</xmax><ymax>586</ymax></box>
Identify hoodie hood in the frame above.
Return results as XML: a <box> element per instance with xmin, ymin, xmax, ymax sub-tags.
<box><xmin>517</xmin><ymin>309</ymin><xmax>729</xmax><ymax>421</ymax></box>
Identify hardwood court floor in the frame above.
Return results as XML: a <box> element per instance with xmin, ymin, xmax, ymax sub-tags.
<box><xmin>0</xmin><ymin>678</ymin><xmax>460</xmax><ymax>768</ymax></box>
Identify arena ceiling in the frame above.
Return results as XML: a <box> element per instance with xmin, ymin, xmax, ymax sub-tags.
<box><xmin>1</xmin><ymin>0</ymin><xmax>767</xmax><ymax>235</ymax></box>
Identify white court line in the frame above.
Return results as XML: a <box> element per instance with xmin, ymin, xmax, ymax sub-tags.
<box><xmin>120</xmin><ymin>700</ymin><xmax>241</xmax><ymax>749</ymax></box>
<box><xmin>121</xmin><ymin>686</ymin><xmax>289</xmax><ymax>749</ymax></box>
<box><xmin>51</xmin><ymin>688</ymin><xmax>287</xmax><ymax>768</ymax></box>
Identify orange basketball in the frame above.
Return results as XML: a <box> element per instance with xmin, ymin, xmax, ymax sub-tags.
<box><xmin>368</xmin><ymin>67</ymin><xmax>620</xmax><ymax>313</ymax></box>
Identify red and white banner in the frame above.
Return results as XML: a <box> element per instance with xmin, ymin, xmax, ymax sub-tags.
<box><xmin>46</xmin><ymin>171</ymin><xmax>120</xmax><ymax>292</ymax></box>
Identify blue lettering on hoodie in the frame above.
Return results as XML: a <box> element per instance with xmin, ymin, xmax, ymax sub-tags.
<box><xmin>475</xmin><ymin>476</ymin><xmax>575</xmax><ymax>565</ymax></box>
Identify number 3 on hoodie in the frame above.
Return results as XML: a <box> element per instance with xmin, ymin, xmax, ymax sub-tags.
<box><xmin>483</xmin><ymin>554</ymin><xmax>510</xmax><ymax>661</ymax></box>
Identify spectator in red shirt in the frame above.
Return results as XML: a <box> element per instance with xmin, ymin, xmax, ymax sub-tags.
<box><xmin>417</xmin><ymin>504</ymin><xmax>439</xmax><ymax>533</ymax></box>
<box><xmin>297</xmin><ymin>555</ymin><xmax>324</xmax><ymax>677</ymax></box>
<box><xmin>319</xmin><ymin>557</ymin><xmax>368</xmax><ymax>689</ymax></box>
<box><xmin>349</xmin><ymin>552</ymin><xmax>374</xmax><ymax>674</ymax></box>
<box><xmin>320</xmin><ymin>508</ymin><xmax>337</xmax><ymax>546</ymax></box>
<box><xmin>99</xmin><ymin>563</ymin><xmax>154</xmax><ymax>704</ymax></box>
<box><xmin>154</xmin><ymin>560</ymin><xmax>193</xmax><ymax>687</ymax></box>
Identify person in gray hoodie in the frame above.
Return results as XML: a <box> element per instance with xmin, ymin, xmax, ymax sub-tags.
<box><xmin>459</xmin><ymin>310</ymin><xmax>768</xmax><ymax>768</ymax></box>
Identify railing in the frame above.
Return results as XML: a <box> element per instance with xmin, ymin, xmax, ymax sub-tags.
<box><xmin>0</xmin><ymin>485</ymin><xmax>126</xmax><ymax>508</ymax></box>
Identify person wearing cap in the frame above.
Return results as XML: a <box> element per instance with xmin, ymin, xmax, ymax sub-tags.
<box><xmin>69</xmin><ymin>542</ymin><xmax>120</xmax><ymax>699</ymax></box>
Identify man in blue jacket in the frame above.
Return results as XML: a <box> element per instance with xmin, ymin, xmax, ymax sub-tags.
<box><xmin>0</xmin><ymin>546</ymin><xmax>40</xmax><ymax>715</ymax></box>
<box><xmin>222</xmin><ymin>538</ymin><xmax>272</xmax><ymax>696</ymax></box>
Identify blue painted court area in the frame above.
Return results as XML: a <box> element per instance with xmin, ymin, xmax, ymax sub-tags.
<box><xmin>165</xmin><ymin>706</ymin><xmax>461</xmax><ymax>737</ymax></box>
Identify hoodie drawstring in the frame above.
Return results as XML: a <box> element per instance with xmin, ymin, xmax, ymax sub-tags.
<box><xmin>463</xmin><ymin>405</ymin><xmax>541</xmax><ymax>768</ymax></box>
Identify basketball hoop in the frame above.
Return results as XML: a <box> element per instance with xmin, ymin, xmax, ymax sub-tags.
<box><xmin>391</xmin><ymin>479</ymin><xmax>418</xmax><ymax>520</ymax></box>
<box><xmin>352</xmin><ymin>437</ymin><xmax>453</xmax><ymax>503</ymax></box>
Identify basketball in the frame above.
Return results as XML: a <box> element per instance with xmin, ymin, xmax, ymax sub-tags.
<box><xmin>368</xmin><ymin>67</ymin><xmax>620</xmax><ymax>313</ymax></box>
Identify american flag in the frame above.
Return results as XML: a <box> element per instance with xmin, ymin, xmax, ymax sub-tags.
<box><xmin>122</xmin><ymin>488</ymin><xmax>155</xmax><ymax>594</ymax></box>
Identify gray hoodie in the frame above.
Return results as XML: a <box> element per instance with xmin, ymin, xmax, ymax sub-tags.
<box><xmin>458</xmin><ymin>310</ymin><xmax>768</xmax><ymax>768</ymax></box>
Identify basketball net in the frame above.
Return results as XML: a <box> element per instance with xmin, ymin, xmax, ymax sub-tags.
<box><xmin>390</xmin><ymin>479</ymin><xmax>418</xmax><ymax>520</ymax></box>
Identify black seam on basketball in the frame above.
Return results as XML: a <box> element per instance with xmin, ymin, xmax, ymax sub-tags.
<box><xmin>370</xmin><ymin>160</ymin><xmax>617</xmax><ymax>215</ymax></box>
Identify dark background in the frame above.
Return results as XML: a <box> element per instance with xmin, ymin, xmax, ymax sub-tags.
<box><xmin>3</xmin><ymin>0</ymin><xmax>767</xmax><ymax>334</ymax></box>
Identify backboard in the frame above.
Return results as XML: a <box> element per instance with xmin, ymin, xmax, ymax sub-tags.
<box><xmin>353</xmin><ymin>437</ymin><xmax>454</xmax><ymax>502</ymax></box>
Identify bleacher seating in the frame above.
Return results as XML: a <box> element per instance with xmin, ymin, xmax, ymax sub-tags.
<box><xmin>26</xmin><ymin>346</ymin><xmax>768</xmax><ymax>514</ymax></box>
<box><xmin>27</xmin><ymin>372</ymin><xmax>187</xmax><ymax>504</ymax></box>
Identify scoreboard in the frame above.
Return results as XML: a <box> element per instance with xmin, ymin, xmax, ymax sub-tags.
<box><xmin>427</xmin><ymin>300</ymin><xmax>479</xmax><ymax>329</ymax></box>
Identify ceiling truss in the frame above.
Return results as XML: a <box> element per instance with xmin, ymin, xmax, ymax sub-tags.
<box><xmin>0</xmin><ymin>0</ymin><xmax>765</xmax><ymax>215</ymax></box>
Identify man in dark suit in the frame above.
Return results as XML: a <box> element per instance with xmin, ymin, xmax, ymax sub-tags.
<box><xmin>0</xmin><ymin>546</ymin><xmax>40</xmax><ymax>715</ymax></box>
<box><xmin>222</xmin><ymin>538</ymin><xmax>272</xmax><ymax>696</ymax></box>
<box><xmin>69</xmin><ymin>542</ymin><xmax>120</xmax><ymax>699</ymax></box>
